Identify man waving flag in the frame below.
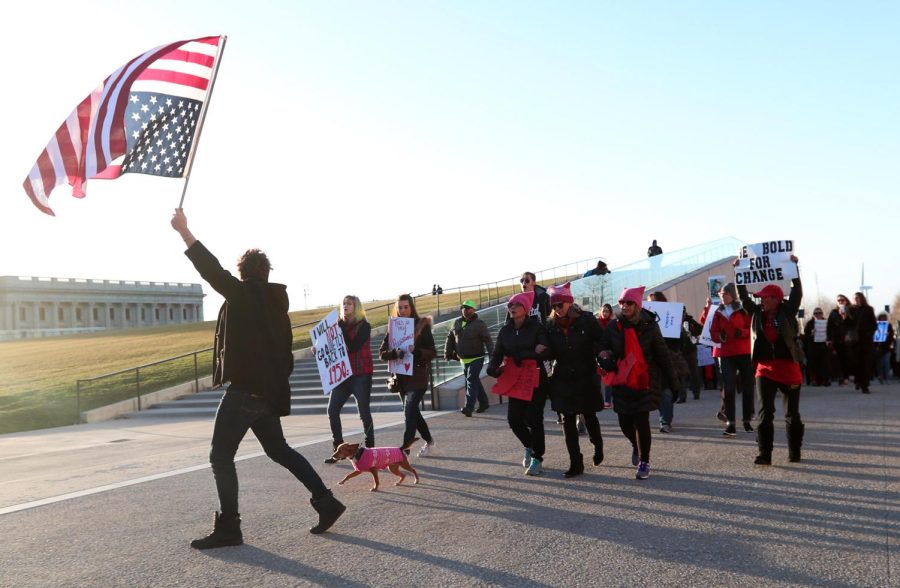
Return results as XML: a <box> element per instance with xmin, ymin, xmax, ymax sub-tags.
<box><xmin>23</xmin><ymin>36</ymin><xmax>225</xmax><ymax>216</ymax></box>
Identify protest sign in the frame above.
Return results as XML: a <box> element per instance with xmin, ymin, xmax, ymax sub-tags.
<box><xmin>874</xmin><ymin>321</ymin><xmax>889</xmax><ymax>343</ymax></box>
<box><xmin>813</xmin><ymin>319</ymin><xmax>827</xmax><ymax>343</ymax></box>
<box><xmin>387</xmin><ymin>316</ymin><xmax>415</xmax><ymax>376</ymax></box>
<box><xmin>309</xmin><ymin>310</ymin><xmax>353</xmax><ymax>395</ymax></box>
<box><xmin>698</xmin><ymin>306</ymin><xmax>721</xmax><ymax>349</ymax></box>
<box><xmin>697</xmin><ymin>344</ymin><xmax>715</xmax><ymax>367</ymax></box>
<box><xmin>709</xmin><ymin>275</ymin><xmax>725</xmax><ymax>306</ymax></box>
<box><xmin>491</xmin><ymin>359</ymin><xmax>539</xmax><ymax>401</ymax></box>
<box><xmin>643</xmin><ymin>301</ymin><xmax>685</xmax><ymax>339</ymax></box>
<box><xmin>734</xmin><ymin>240</ymin><xmax>799</xmax><ymax>287</ymax></box>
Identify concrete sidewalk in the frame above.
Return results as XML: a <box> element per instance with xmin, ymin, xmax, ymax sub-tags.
<box><xmin>0</xmin><ymin>382</ymin><xmax>897</xmax><ymax>587</ymax></box>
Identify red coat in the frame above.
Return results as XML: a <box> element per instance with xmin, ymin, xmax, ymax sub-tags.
<box><xmin>707</xmin><ymin>306</ymin><xmax>752</xmax><ymax>357</ymax></box>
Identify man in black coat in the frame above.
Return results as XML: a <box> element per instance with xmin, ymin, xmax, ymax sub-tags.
<box><xmin>171</xmin><ymin>208</ymin><xmax>344</xmax><ymax>549</ymax></box>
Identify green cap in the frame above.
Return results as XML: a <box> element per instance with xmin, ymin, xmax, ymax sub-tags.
<box><xmin>461</xmin><ymin>300</ymin><xmax>477</xmax><ymax>309</ymax></box>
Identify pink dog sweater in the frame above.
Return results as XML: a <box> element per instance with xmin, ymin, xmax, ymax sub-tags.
<box><xmin>352</xmin><ymin>447</ymin><xmax>405</xmax><ymax>471</ymax></box>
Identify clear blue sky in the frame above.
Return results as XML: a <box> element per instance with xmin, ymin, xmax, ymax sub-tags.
<box><xmin>1</xmin><ymin>2</ymin><xmax>897</xmax><ymax>318</ymax></box>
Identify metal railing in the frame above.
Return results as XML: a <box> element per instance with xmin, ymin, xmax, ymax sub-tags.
<box><xmin>68</xmin><ymin>254</ymin><xmax>606</xmax><ymax>421</ymax></box>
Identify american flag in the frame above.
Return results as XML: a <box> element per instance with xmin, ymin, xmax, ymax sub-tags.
<box><xmin>23</xmin><ymin>36</ymin><xmax>223</xmax><ymax>216</ymax></box>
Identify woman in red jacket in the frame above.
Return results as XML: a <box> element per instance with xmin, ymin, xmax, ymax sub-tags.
<box><xmin>701</xmin><ymin>283</ymin><xmax>754</xmax><ymax>437</ymax></box>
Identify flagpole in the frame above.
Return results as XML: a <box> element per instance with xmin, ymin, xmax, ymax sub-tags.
<box><xmin>178</xmin><ymin>34</ymin><xmax>228</xmax><ymax>209</ymax></box>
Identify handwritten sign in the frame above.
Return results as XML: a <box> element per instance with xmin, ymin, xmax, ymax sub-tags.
<box><xmin>709</xmin><ymin>275</ymin><xmax>725</xmax><ymax>306</ymax></box>
<box><xmin>643</xmin><ymin>301</ymin><xmax>685</xmax><ymax>339</ymax></box>
<box><xmin>388</xmin><ymin>317</ymin><xmax>415</xmax><ymax>376</ymax></box>
<box><xmin>735</xmin><ymin>240</ymin><xmax>799</xmax><ymax>287</ymax></box>
<box><xmin>874</xmin><ymin>321</ymin><xmax>889</xmax><ymax>343</ymax></box>
<box><xmin>310</xmin><ymin>310</ymin><xmax>353</xmax><ymax>395</ymax></box>
<box><xmin>813</xmin><ymin>319</ymin><xmax>827</xmax><ymax>343</ymax></box>
<box><xmin>491</xmin><ymin>359</ymin><xmax>539</xmax><ymax>401</ymax></box>
<box><xmin>699</xmin><ymin>307</ymin><xmax>721</xmax><ymax>349</ymax></box>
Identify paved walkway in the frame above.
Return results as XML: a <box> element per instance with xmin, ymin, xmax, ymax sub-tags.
<box><xmin>0</xmin><ymin>382</ymin><xmax>897</xmax><ymax>587</ymax></box>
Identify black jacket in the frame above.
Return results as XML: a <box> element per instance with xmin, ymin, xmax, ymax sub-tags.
<box><xmin>601</xmin><ymin>308</ymin><xmax>680</xmax><ymax>415</ymax></box>
<box><xmin>379</xmin><ymin>317</ymin><xmax>436</xmax><ymax>393</ymax></box>
<box><xmin>488</xmin><ymin>316</ymin><xmax>550</xmax><ymax>380</ymax></box>
<box><xmin>545</xmin><ymin>308</ymin><xmax>604</xmax><ymax>414</ymax></box>
<box><xmin>186</xmin><ymin>241</ymin><xmax>294</xmax><ymax>416</ymax></box>
<box><xmin>738</xmin><ymin>278</ymin><xmax>804</xmax><ymax>364</ymax></box>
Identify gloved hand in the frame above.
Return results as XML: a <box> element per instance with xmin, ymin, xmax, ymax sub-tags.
<box><xmin>486</xmin><ymin>365</ymin><xmax>503</xmax><ymax>378</ymax></box>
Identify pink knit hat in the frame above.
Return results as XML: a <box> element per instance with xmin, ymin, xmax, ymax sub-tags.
<box><xmin>548</xmin><ymin>282</ymin><xmax>574</xmax><ymax>305</ymax></box>
<box><xmin>508</xmin><ymin>290</ymin><xmax>534</xmax><ymax>311</ymax></box>
<box><xmin>618</xmin><ymin>286</ymin><xmax>646</xmax><ymax>308</ymax></box>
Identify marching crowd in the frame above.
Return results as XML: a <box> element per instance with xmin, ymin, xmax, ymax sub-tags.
<box><xmin>170</xmin><ymin>210</ymin><xmax>894</xmax><ymax>548</ymax></box>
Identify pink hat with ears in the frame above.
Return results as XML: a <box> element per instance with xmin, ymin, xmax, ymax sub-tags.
<box><xmin>508</xmin><ymin>290</ymin><xmax>534</xmax><ymax>311</ymax></box>
<box><xmin>618</xmin><ymin>286</ymin><xmax>646</xmax><ymax>308</ymax></box>
<box><xmin>548</xmin><ymin>282</ymin><xmax>574</xmax><ymax>305</ymax></box>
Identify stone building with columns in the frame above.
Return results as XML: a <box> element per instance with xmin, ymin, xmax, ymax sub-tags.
<box><xmin>0</xmin><ymin>276</ymin><xmax>204</xmax><ymax>340</ymax></box>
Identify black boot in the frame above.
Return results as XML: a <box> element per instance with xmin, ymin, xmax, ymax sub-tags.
<box><xmin>755</xmin><ymin>424</ymin><xmax>774</xmax><ymax>466</ymax></box>
<box><xmin>592</xmin><ymin>443</ymin><xmax>604</xmax><ymax>466</ymax></box>
<box><xmin>324</xmin><ymin>441</ymin><xmax>341</xmax><ymax>464</ymax></box>
<box><xmin>309</xmin><ymin>490</ymin><xmax>346</xmax><ymax>534</ymax></box>
<box><xmin>190</xmin><ymin>512</ymin><xmax>243</xmax><ymax>549</ymax></box>
<box><xmin>787</xmin><ymin>422</ymin><xmax>805</xmax><ymax>463</ymax></box>
<box><xmin>563</xmin><ymin>455</ymin><xmax>584</xmax><ymax>478</ymax></box>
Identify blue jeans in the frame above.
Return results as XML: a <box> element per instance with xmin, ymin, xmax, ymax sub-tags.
<box><xmin>402</xmin><ymin>388</ymin><xmax>432</xmax><ymax>448</ymax></box>
<box><xmin>327</xmin><ymin>375</ymin><xmax>374</xmax><ymax>447</ymax></box>
<box><xmin>210</xmin><ymin>387</ymin><xmax>327</xmax><ymax>516</ymax></box>
<box><xmin>463</xmin><ymin>358</ymin><xmax>489</xmax><ymax>410</ymax></box>
<box><xmin>659</xmin><ymin>388</ymin><xmax>673</xmax><ymax>428</ymax></box>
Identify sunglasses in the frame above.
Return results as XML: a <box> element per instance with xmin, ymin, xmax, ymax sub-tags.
<box><xmin>520</xmin><ymin>278</ymin><xmax>533</xmax><ymax>284</ymax></box>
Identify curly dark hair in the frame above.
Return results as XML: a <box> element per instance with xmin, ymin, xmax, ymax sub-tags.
<box><xmin>237</xmin><ymin>248</ymin><xmax>271</xmax><ymax>281</ymax></box>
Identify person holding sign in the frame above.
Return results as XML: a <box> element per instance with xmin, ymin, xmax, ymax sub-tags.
<box><xmin>735</xmin><ymin>255</ymin><xmax>804</xmax><ymax>465</ymax></box>
<box><xmin>646</xmin><ymin>292</ymin><xmax>691</xmax><ymax>434</ymax></box>
<box><xmin>875</xmin><ymin>312</ymin><xmax>895</xmax><ymax>384</ymax></box>
<box><xmin>544</xmin><ymin>283</ymin><xmax>606</xmax><ymax>478</ymax></box>
<box><xmin>803</xmin><ymin>308</ymin><xmax>830</xmax><ymax>386</ymax></box>
<box><xmin>323</xmin><ymin>296</ymin><xmax>375</xmax><ymax>463</ymax></box>
<box><xmin>599</xmin><ymin>287</ymin><xmax>682</xmax><ymax>480</ymax></box>
<box><xmin>170</xmin><ymin>209</ymin><xmax>344</xmax><ymax>549</ymax></box>
<box><xmin>487</xmin><ymin>291</ymin><xmax>551</xmax><ymax>476</ymax></box>
<box><xmin>379</xmin><ymin>294</ymin><xmax>437</xmax><ymax>457</ymax></box>
<box><xmin>701</xmin><ymin>282</ymin><xmax>754</xmax><ymax>437</ymax></box>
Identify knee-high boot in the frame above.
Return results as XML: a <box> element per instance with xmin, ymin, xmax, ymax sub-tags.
<box><xmin>755</xmin><ymin>424</ymin><xmax>774</xmax><ymax>465</ymax></box>
<box><xmin>787</xmin><ymin>422</ymin><xmax>805</xmax><ymax>463</ymax></box>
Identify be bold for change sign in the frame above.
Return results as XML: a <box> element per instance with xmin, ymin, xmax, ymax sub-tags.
<box><xmin>735</xmin><ymin>240</ymin><xmax>799</xmax><ymax>286</ymax></box>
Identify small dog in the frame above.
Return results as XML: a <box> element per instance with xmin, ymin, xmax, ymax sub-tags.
<box><xmin>331</xmin><ymin>440</ymin><xmax>420</xmax><ymax>492</ymax></box>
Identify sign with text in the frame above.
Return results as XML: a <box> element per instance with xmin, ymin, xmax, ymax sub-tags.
<box><xmin>643</xmin><ymin>301</ymin><xmax>685</xmax><ymax>339</ymax></box>
<box><xmin>708</xmin><ymin>275</ymin><xmax>725</xmax><ymax>306</ymax></box>
<box><xmin>491</xmin><ymin>359</ymin><xmax>539</xmax><ymax>401</ymax></box>
<box><xmin>874</xmin><ymin>321</ymin><xmax>889</xmax><ymax>343</ymax></box>
<box><xmin>813</xmin><ymin>319</ymin><xmax>827</xmax><ymax>343</ymax></box>
<box><xmin>388</xmin><ymin>317</ymin><xmax>415</xmax><ymax>376</ymax></box>
<box><xmin>699</xmin><ymin>307</ymin><xmax>721</xmax><ymax>349</ymax></box>
<box><xmin>310</xmin><ymin>310</ymin><xmax>353</xmax><ymax>395</ymax></box>
<box><xmin>735</xmin><ymin>240</ymin><xmax>799</xmax><ymax>287</ymax></box>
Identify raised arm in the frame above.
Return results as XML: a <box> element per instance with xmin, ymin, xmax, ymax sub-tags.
<box><xmin>172</xmin><ymin>208</ymin><xmax>243</xmax><ymax>301</ymax></box>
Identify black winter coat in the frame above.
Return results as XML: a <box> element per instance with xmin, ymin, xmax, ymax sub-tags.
<box><xmin>488</xmin><ymin>316</ymin><xmax>550</xmax><ymax>382</ymax></box>
<box><xmin>545</xmin><ymin>308</ymin><xmax>604</xmax><ymax>414</ymax></box>
<box><xmin>186</xmin><ymin>241</ymin><xmax>294</xmax><ymax>416</ymax></box>
<box><xmin>601</xmin><ymin>308</ymin><xmax>680</xmax><ymax>415</ymax></box>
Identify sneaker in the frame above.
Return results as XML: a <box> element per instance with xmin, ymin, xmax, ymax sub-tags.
<box><xmin>631</xmin><ymin>446</ymin><xmax>639</xmax><ymax>466</ymax></box>
<box><xmin>525</xmin><ymin>457</ymin><xmax>543</xmax><ymax>476</ymax></box>
<box><xmin>743</xmin><ymin>421</ymin><xmax>754</xmax><ymax>433</ymax></box>
<box><xmin>460</xmin><ymin>407</ymin><xmax>473</xmax><ymax>417</ymax></box>
<box><xmin>417</xmin><ymin>441</ymin><xmax>434</xmax><ymax>457</ymax></box>
<box><xmin>476</xmin><ymin>404</ymin><xmax>490</xmax><ymax>413</ymax></box>
<box><xmin>522</xmin><ymin>447</ymin><xmax>534</xmax><ymax>468</ymax></box>
<box><xmin>659</xmin><ymin>425</ymin><xmax>672</xmax><ymax>434</ymax></box>
<box><xmin>636</xmin><ymin>461</ymin><xmax>650</xmax><ymax>480</ymax></box>
<box><xmin>754</xmin><ymin>454</ymin><xmax>772</xmax><ymax>466</ymax></box>
<box><xmin>723</xmin><ymin>425</ymin><xmax>737</xmax><ymax>438</ymax></box>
